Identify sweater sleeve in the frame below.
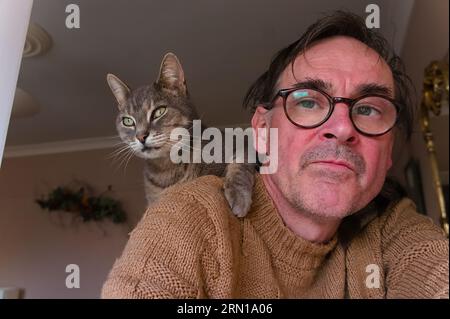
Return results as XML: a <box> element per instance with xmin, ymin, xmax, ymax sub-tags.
<box><xmin>381</xmin><ymin>199</ymin><xmax>449</xmax><ymax>299</ymax></box>
<box><xmin>101</xmin><ymin>191</ymin><xmax>219</xmax><ymax>299</ymax></box>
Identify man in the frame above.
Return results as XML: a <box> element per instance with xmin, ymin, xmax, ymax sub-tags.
<box><xmin>102</xmin><ymin>11</ymin><xmax>449</xmax><ymax>298</ymax></box>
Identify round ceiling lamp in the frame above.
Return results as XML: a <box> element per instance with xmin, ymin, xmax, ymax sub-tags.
<box><xmin>12</xmin><ymin>23</ymin><xmax>51</xmax><ymax>119</ymax></box>
<box><xmin>23</xmin><ymin>22</ymin><xmax>52</xmax><ymax>58</ymax></box>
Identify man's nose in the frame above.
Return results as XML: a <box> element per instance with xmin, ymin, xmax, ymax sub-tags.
<box><xmin>319</xmin><ymin>104</ymin><xmax>358</xmax><ymax>144</ymax></box>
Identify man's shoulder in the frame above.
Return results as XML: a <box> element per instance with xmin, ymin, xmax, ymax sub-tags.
<box><xmin>136</xmin><ymin>175</ymin><xmax>235</xmax><ymax>241</ymax></box>
<box><xmin>379</xmin><ymin>197</ymin><xmax>446</xmax><ymax>239</ymax></box>
<box><xmin>371</xmin><ymin>197</ymin><xmax>448</xmax><ymax>264</ymax></box>
<box><xmin>375</xmin><ymin>198</ymin><xmax>449</xmax><ymax>298</ymax></box>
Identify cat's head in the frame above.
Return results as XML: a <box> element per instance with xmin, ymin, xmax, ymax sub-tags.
<box><xmin>107</xmin><ymin>53</ymin><xmax>198</xmax><ymax>160</ymax></box>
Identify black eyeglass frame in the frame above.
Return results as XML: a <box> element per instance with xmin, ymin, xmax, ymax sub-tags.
<box><xmin>269</xmin><ymin>86</ymin><xmax>400</xmax><ymax>137</ymax></box>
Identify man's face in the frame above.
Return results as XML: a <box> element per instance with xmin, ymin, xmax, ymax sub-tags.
<box><xmin>254</xmin><ymin>36</ymin><xmax>395</xmax><ymax>220</ymax></box>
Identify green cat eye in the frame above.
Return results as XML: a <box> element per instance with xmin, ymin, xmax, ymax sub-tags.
<box><xmin>122</xmin><ymin>117</ymin><xmax>135</xmax><ymax>127</ymax></box>
<box><xmin>153</xmin><ymin>107</ymin><xmax>167</xmax><ymax>119</ymax></box>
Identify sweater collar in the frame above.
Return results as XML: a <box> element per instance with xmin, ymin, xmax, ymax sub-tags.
<box><xmin>247</xmin><ymin>173</ymin><xmax>338</xmax><ymax>269</ymax></box>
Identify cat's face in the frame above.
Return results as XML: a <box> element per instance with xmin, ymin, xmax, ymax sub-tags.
<box><xmin>114</xmin><ymin>84</ymin><xmax>195</xmax><ymax>160</ymax></box>
<box><xmin>107</xmin><ymin>53</ymin><xmax>197</xmax><ymax>160</ymax></box>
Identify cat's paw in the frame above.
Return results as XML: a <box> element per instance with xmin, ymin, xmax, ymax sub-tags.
<box><xmin>223</xmin><ymin>162</ymin><xmax>256</xmax><ymax>218</ymax></box>
<box><xmin>223</xmin><ymin>181</ymin><xmax>253</xmax><ymax>218</ymax></box>
<box><xmin>224</xmin><ymin>187</ymin><xmax>252</xmax><ymax>217</ymax></box>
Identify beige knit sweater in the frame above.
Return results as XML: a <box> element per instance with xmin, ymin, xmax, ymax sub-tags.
<box><xmin>102</xmin><ymin>174</ymin><xmax>449</xmax><ymax>298</ymax></box>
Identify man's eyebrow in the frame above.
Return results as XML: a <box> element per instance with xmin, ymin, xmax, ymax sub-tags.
<box><xmin>355</xmin><ymin>83</ymin><xmax>393</xmax><ymax>98</ymax></box>
<box><xmin>292</xmin><ymin>78</ymin><xmax>332</xmax><ymax>92</ymax></box>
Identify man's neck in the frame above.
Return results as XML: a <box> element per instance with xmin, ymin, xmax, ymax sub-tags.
<box><xmin>261</xmin><ymin>174</ymin><xmax>341</xmax><ymax>244</ymax></box>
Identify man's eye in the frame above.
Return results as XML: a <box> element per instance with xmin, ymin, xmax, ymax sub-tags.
<box><xmin>293</xmin><ymin>98</ymin><xmax>320</xmax><ymax>110</ymax></box>
<box><xmin>297</xmin><ymin>99</ymin><xmax>318</xmax><ymax>109</ymax></box>
<box><xmin>153</xmin><ymin>107</ymin><xmax>167</xmax><ymax>119</ymax></box>
<box><xmin>354</xmin><ymin>105</ymin><xmax>380</xmax><ymax>116</ymax></box>
<box><xmin>122</xmin><ymin>117</ymin><xmax>135</xmax><ymax>127</ymax></box>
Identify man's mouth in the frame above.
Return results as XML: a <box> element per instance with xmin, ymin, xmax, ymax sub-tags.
<box><xmin>311</xmin><ymin>160</ymin><xmax>354</xmax><ymax>172</ymax></box>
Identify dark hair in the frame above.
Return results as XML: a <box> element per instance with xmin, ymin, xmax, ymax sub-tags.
<box><xmin>243</xmin><ymin>11</ymin><xmax>415</xmax><ymax>140</ymax></box>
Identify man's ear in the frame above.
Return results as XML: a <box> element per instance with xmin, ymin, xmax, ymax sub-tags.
<box><xmin>251</xmin><ymin>105</ymin><xmax>271</xmax><ymax>155</ymax></box>
<box><xmin>106</xmin><ymin>73</ymin><xmax>130</xmax><ymax>110</ymax></box>
<box><xmin>156</xmin><ymin>52</ymin><xmax>187</xmax><ymax>95</ymax></box>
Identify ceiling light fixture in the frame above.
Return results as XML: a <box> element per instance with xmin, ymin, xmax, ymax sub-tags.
<box><xmin>12</xmin><ymin>23</ymin><xmax>52</xmax><ymax>119</ymax></box>
<box><xmin>23</xmin><ymin>22</ymin><xmax>52</xmax><ymax>58</ymax></box>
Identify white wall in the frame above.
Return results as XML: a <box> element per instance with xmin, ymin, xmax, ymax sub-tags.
<box><xmin>0</xmin><ymin>148</ymin><xmax>146</xmax><ymax>298</ymax></box>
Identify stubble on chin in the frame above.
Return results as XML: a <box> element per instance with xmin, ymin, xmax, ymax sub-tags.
<box><xmin>293</xmin><ymin>142</ymin><xmax>366</xmax><ymax>217</ymax></box>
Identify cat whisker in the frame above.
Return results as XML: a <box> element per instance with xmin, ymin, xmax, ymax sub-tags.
<box><xmin>151</xmin><ymin>133</ymin><xmax>167</xmax><ymax>138</ymax></box>
<box><xmin>149</xmin><ymin>136</ymin><xmax>167</xmax><ymax>143</ymax></box>
<box><xmin>109</xmin><ymin>145</ymin><xmax>135</xmax><ymax>171</ymax></box>
<box><xmin>111</xmin><ymin>152</ymin><xmax>131</xmax><ymax>171</ymax></box>
<box><xmin>107</xmin><ymin>144</ymin><xmax>131</xmax><ymax>159</ymax></box>
<box><xmin>168</xmin><ymin>135</ymin><xmax>203</xmax><ymax>143</ymax></box>
<box><xmin>108</xmin><ymin>150</ymin><xmax>129</xmax><ymax>162</ymax></box>
<box><xmin>123</xmin><ymin>149</ymin><xmax>137</xmax><ymax>173</ymax></box>
<box><xmin>167</xmin><ymin>137</ymin><xmax>204</xmax><ymax>147</ymax></box>
<box><xmin>165</xmin><ymin>140</ymin><xmax>203</xmax><ymax>152</ymax></box>
<box><xmin>170</xmin><ymin>133</ymin><xmax>196</xmax><ymax>138</ymax></box>
<box><xmin>112</xmin><ymin>140</ymin><xmax>128</xmax><ymax>147</ymax></box>
<box><xmin>115</xmin><ymin>148</ymin><xmax>134</xmax><ymax>173</ymax></box>
<box><xmin>109</xmin><ymin>143</ymin><xmax>129</xmax><ymax>153</ymax></box>
<box><xmin>180</xmin><ymin>122</ymin><xmax>199</xmax><ymax>132</ymax></box>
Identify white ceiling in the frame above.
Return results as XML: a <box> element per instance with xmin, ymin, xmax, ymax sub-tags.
<box><xmin>7</xmin><ymin>0</ymin><xmax>415</xmax><ymax>147</ymax></box>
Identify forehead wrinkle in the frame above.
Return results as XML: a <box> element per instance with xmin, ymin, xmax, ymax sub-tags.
<box><xmin>291</xmin><ymin>38</ymin><xmax>393</xmax><ymax>81</ymax></box>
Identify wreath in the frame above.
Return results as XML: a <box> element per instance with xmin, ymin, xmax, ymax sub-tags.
<box><xmin>35</xmin><ymin>183</ymin><xmax>127</xmax><ymax>224</ymax></box>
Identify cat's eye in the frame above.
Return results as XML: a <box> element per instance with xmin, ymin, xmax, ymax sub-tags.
<box><xmin>153</xmin><ymin>107</ymin><xmax>167</xmax><ymax>119</ymax></box>
<box><xmin>122</xmin><ymin>117</ymin><xmax>135</xmax><ymax>127</ymax></box>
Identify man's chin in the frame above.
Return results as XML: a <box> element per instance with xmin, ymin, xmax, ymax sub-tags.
<box><xmin>298</xmin><ymin>186</ymin><xmax>358</xmax><ymax>220</ymax></box>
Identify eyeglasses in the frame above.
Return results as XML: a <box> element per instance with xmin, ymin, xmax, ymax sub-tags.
<box><xmin>271</xmin><ymin>86</ymin><xmax>399</xmax><ymax>136</ymax></box>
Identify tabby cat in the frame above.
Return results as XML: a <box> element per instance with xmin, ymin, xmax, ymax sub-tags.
<box><xmin>107</xmin><ymin>53</ymin><xmax>255</xmax><ymax>217</ymax></box>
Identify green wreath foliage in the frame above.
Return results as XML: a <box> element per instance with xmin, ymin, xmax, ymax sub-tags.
<box><xmin>36</xmin><ymin>185</ymin><xmax>127</xmax><ymax>224</ymax></box>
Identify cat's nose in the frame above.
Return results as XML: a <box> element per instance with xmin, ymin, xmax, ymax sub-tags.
<box><xmin>136</xmin><ymin>134</ymin><xmax>149</xmax><ymax>144</ymax></box>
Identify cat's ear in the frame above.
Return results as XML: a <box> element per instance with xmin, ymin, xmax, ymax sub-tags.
<box><xmin>156</xmin><ymin>52</ymin><xmax>187</xmax><ymax>95</ymax></box>
<box><xmin>106</xmin><ymin>73</ymin><xmax>131</xmax><ymax>109</ymax></box>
